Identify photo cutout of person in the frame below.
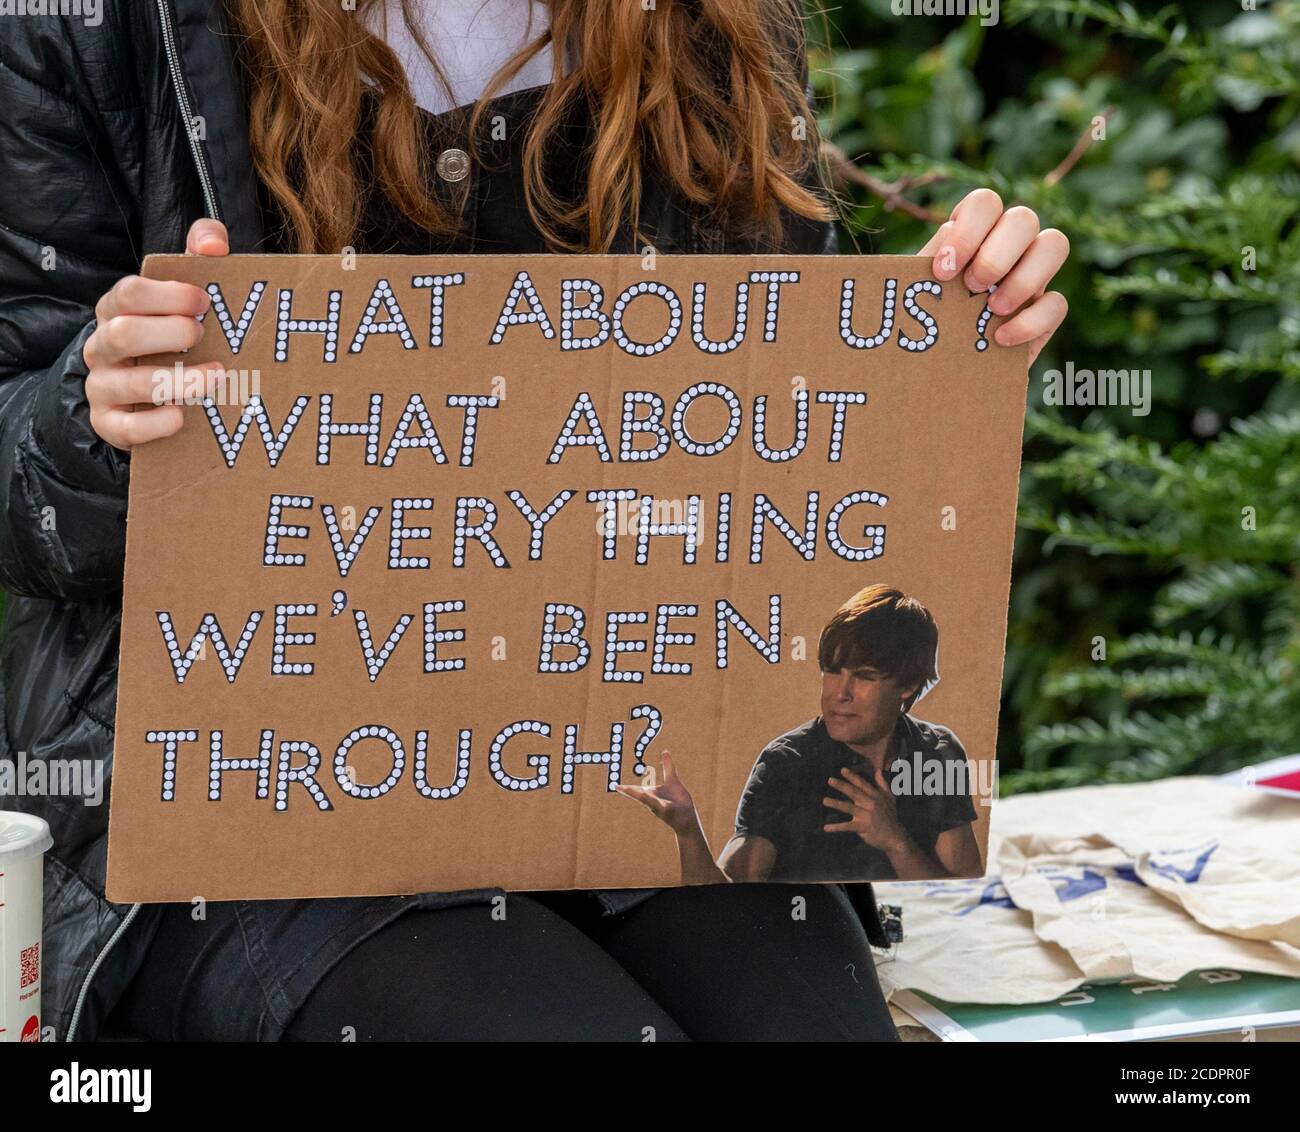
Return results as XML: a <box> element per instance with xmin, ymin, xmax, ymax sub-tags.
<box><xmin>619</xmin><ymin>584</ymin><xmax>984</xmax><ymax>884</ymax></box>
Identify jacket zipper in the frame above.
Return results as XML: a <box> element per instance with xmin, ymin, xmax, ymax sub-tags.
<box><xmin>67</xmin><ymin>0</ymin><xmax>217</xmax><ymax>1043</ymax></box>
<box><xmin>66</xmin><ymin>902</ymin><xmax>142</xmax><ymax>1042</ymax></box>
<box><xmin>155</xmin><ymin>0</ymin><xmax>223</xmax><ymax>222</ymax></box>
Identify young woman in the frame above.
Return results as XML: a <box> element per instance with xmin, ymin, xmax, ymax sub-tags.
<box><xmin>0</xmin><ymin>0</ymin><xmax>1067</xmax><ymax>1042</ymax></box>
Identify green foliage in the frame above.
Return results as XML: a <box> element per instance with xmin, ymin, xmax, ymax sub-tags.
<box><xmin>815</xmin><ymin>0</ymin><xmax>1300</xmax><ymax>792</ymax></box>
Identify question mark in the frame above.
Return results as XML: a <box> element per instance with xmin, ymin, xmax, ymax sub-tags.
<box><xmin>629</xmin><ymin>704</ymin><xmax>662</xmax><ymax>776</ymax></box>
<box><xmin>330</xmin><ymin>590</ymin><xmax>348</xmax><ymax>617</ymax></box>
<box><xmin>974</xmin><ymin>282</ymin><xmax>997</xmax><ymax>352</ymax></box>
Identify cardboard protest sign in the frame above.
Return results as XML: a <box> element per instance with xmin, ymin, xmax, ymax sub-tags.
<box><xmin>106</xmin><ymin>254</ymin><xmax>1026</xmax><ymax>902</ymax></box>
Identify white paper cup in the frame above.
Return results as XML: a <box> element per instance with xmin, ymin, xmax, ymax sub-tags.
<box><xmin>0</xmin><ymin>813</ymin><xmax>52</xmax><ymax>1043</ymax></box>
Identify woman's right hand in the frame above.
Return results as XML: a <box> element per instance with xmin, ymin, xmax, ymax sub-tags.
<box><xmin>84</xmin><ymin>219</ymin><xmax>230</xmax><ymax>451</ymax></box>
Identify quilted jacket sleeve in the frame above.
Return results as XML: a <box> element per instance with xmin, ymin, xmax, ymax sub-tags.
<box><xmin>0</xmin><ymin>19</ymin><xmax>139</xmax><ymax>600</ymax></box>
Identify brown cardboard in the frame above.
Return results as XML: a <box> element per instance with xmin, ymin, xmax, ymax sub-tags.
<box><xmin>105</xmin><ymin>254</ymin><xmax>1027</xmax><ymax>902</ymax></box>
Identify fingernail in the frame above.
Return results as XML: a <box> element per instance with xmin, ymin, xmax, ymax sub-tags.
<box><xmin>932</xmin><ymin>241</ymin><xmax>960</xmax><ymax>280</ymax></box>
<box><xmin>995</xmin><ymin>327</ymin><xmax>1013</xmax><ymax>345</ymax></box>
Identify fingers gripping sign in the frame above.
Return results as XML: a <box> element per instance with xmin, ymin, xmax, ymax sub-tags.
<box><xmin>918</xmin><ymin>188</ymin><xmax>1070</xmax><ymax>365</ymax></box>
<box><xmin>85</xmin><ymin>219</ymin><xmax>232</xmax><ymax>450</ymax></box>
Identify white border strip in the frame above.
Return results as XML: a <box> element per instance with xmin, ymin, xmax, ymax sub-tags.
<box><xmin>890</xmin><ymin>989</ymin><xmax>1300</xmax><ymax>1043</ymax></box>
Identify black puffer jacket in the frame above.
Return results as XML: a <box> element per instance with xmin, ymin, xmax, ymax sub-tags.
<box><xmin>0</xmin><ymin>0</ymin><xmax>868</xmax><ymax>1042</ymax></box>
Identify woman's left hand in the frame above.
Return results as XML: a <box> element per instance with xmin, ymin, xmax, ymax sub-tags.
<box><xmin>918</xmin><ymin>188</ymin><xmax>1069</xmax><ymax>365</ymax></box>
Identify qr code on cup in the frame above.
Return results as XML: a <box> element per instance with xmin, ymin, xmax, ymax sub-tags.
<box><xmin>19</xmin><ymin>942</ymin><xmax>39</xmax><ymax>989</ymax></box>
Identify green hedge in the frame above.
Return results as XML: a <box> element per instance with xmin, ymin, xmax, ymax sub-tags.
<box><xmin>815</xmin><ymin>0</ymin><xmax>1300</xmax><ymax>791</ymax></box>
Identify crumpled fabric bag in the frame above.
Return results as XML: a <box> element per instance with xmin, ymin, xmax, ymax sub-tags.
<box><xmin>874</xmin><ymin>775</ymin><xmax>1300</xmax><ymax>1004</ymax></box>
<box><xmin>992</xmin><ymin>777</ymin><xmax>1300</xmax><ymax>949</ymax></box>
<box><xmin>997</xmin><ymin>831</ymin><xmax>1300</xmax><ymax>985</ymax></box>
<box><xmin>872</xmin><ymin>874</ymin><xmax>1090</xmax><ymax>1004</ymax></box>
<box><xmin>1130</xmin><ymin>829</ymin><xmax>1300</xmax><ymax>946</ymax></box>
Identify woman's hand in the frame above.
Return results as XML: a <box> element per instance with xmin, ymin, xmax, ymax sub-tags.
<box><xmin>919</xmin><ymin>189</ymin><xmax>1069</xmax><ymax>365</ymax></box>
<box><xmin>84</xmin><ymin>219</ymin><xmax>230</xmax><ymax>450</ymax></box>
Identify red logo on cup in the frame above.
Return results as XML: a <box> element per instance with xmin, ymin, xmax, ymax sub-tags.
<box><xmin>20</xmin><ymin>1014</ymin><xmax>40</xmax><ymax>1042</ymax></box>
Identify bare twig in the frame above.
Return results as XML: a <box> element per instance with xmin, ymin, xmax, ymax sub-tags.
<box><xmin>820</xmin><ymin>141</ymin><xmax>947</xmax><ymax>223</ymax></box>
<box><xmin>822</xmin><ymin>105</ymin><xmax>1116</xmax><ymax>219</ymax></box>
<box><xmin>1045</xmin><ymin>106</ymin><xmax>1116</xmax><ymax>186</ymax></box>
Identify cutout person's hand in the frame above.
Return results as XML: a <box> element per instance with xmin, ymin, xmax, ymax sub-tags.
<box><xmin>616</xmin><ymin>752</ymin><xmax>699</xmax><ymax>836</ymax></box>
<box><xmin>823</xmin><ymin>763</ymin><xmax>906</xmax><ymax>851</ymax></box>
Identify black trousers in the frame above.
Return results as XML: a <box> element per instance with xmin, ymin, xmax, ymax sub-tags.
<box><xmin>110</xmin><ymin>883</ymin><xmax>899</xmax><ymax>1041</ymax></box>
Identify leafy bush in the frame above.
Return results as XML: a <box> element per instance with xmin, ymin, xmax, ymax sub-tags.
<box><xmin>813</xmin><ymin>0</ymin><xmax>1300</xmax><ymax>791</ymax></box>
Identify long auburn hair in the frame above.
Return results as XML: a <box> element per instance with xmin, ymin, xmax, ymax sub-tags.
<box><xmin>223</xmin><ymin>0</ymin><xmax>832</xmax><ymax>253</ymax></box>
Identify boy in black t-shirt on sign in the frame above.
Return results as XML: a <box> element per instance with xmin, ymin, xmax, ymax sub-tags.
<box><xmin>619</xmin><ymin>584</ymin><xmax>984</xmax><ymax>884</ymax></box>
